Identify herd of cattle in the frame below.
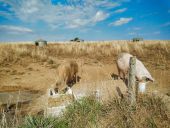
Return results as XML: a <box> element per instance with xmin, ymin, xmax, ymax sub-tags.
<box><xmin>49</xmin><ymin>52</ymin><xmax>154</xmax><ymax>97</ymax></box>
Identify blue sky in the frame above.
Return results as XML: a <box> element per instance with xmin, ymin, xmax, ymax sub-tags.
<box><xmin>0</xmin><ymin>0</ymin><xmax>170</xmax><ymax>41</ymax></box>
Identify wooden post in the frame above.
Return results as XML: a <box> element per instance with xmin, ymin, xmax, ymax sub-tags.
<box><xmin>128</xmin><ymin>57</ymin><xmax>136</xmax><ymax>105</ymax></box>
<box><xmin>44</xmin><ymin>89</ymin><xmax>49</xmax><ymax>117</ymax></box>
<box><xmin>135</xmin><ymin>81</ymin><xmax>139</xmax><ymax>100</ymax></box>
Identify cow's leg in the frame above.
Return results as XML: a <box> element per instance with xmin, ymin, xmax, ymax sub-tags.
<box><xmin>122</xmin><ymin>70</ymin><xmax>128</xmax><ymax>87</ymax></box>
<box><xmin>54</xmin><ymin>87</ymin><xmax>59</xmax><ymax>94</ymax></box>
<box><xmin>119</xmin><ymin>70</ymin><xmax>124</xmax><ymax>80</ymax></box>
<box><xmin>75</xmin><ymin>73</ymin><xmax>77</xmax><ymax>83</ymax></box>
<box><xmin>116</xmin><ymin>62</ymin><xmax>123</xmax><ymax>79</ymax></box>
<box><xmin>122</xmin><ymin>70</ymin><xmax>127</xmax><ymax>80</ymax></box>
<box><xmin>117</xmin><ymin>65</ymin><xmax>121</xmax><ymax>78</ymax></box>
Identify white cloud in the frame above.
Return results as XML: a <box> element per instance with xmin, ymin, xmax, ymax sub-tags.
<box><xmin>110</xmin><ymin>17</ymin><xmax>133</xmax><ymax>26</ymax></box>
<box><xmin>114</xmin><ymin>8</ymin><xmax>127</xmax><ymax>13</ymax></box>
<box><xmin>66</xmin><ymin>11</ymin><xmax>109</xmax><ymax>29</ymax></box>
<box><xmin>93</xmin><ymin>11</ymin><xmax>109</xmax><ymax>22</ymax></box>
<box><xmin>67</xmin><ymin>19</ymin><xmax>90</xmax><ymax>28</ymax></box>
<box><xmin>0</xmin><ymin>0</ymin><xmax>130</xmax><ymax>29</ymax></box>
<box><xmin>0</xmin><ymin>25</ymin><xmax>33</xmax><ymax>34</ymax></box>
<box><xmin>99</xmin><ymin>2</ymin><xmax>121</xmax><ymax>9</ymax></box>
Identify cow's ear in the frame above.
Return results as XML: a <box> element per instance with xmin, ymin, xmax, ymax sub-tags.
<box><xmin>145</xmin><ymin>77</ymin><xmax>154</xmax><ymax>82</ymax></box>
<box><xmin>148</xmin><ymin>78</ymin><xmax>154</xmax><ymax>82</ymax></box>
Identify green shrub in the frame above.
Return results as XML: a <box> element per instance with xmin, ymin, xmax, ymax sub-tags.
<box><xmin>19</xmin><ymin>116</ymin><xmax>68</xmax><ymax>128</ymax></box>
<box><xmin>63</xmin><ymin>97</ymin><xmax>102</xmax><ymax>128</ymax></box>
<box><xmin>19</xmin><ymin>96</ymin><xmax>102</xmax><ymax>128</ymax></box>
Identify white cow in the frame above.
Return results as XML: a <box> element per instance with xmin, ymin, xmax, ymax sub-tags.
<box><xmin>116</xmin><ymin>52</ymin><xmax>154</xmax><ymax>93</ymax></box>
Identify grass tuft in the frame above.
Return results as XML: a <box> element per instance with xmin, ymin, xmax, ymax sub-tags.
<box><xmin>16</xmin><ymin>95</ymin><xmax>170</xmax><ymax>128</ymax></box>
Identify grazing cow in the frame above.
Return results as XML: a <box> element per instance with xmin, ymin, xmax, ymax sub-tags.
<box><xmin>116</xmin><ymin>52</ymin><xmax>154</xmax><ymax>93</ymax></box>
<box><xmin>50</xmin><ymin>60</ymin><xmax>78</xmax><ymax>96</ymax></box>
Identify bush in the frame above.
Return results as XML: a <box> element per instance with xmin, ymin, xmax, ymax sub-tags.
<box><xmin>18</xmin><ymin>95</ymin><xmax>170</xmax><ymax>128</ymax></box>
<box><xmin>19</xmin><ymin>96</ymin><xmax>102</xmax><ymax>128</ymax></box>
<box><xmin>63</xmin><ymin>97</ymin><xmax>102</xmax><ymax>128</ymax></box>
<box><xmin>19</xmin><ymin>116</ymin><xmax>68</xmax><ymax>128</ymax></box>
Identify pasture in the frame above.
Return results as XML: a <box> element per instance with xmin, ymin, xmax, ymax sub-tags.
<box><xmin>0</xmin><ymin>40</ymin><xmax>170</xmax><ymax>127</ymax></box>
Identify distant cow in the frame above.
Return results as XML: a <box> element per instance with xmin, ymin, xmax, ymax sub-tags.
<box><xmin>116</xmin><ymin>52</ymin><xmax>154</xmax><ymax>82</ymax></box>
<box><xmin>50</xmin><ymin>60</ymin><xmax>78</xmax><ymax>95</ymax></box>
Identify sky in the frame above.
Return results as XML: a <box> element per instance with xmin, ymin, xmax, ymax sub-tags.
<box><xmin>0</xmin><ymin>0</ymin><xmax>170</xmax><ymax>42</ymax></box>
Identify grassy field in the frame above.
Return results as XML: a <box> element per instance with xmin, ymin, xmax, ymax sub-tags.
<box><xmin>0</xmin><ymin>40</ymin><xmax>170</xmax><ymax>127</ymax></box>
<box><xmin>0</xmin><ymin>40</ymin><xmax>169</xmax><ymax>63</ymax></box>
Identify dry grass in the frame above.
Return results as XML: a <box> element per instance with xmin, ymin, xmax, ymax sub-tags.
<box><xmin>100</xmin><ymin>95</ymin><xmax>170</xmax><ymax>128</ymax></box>
<box><xmin>0</xmin><ymin>40</ymin><xmax>169</xmax><ymax>65</ymax></box>
<box><xmin>1</xmin><ymin>95</ymin><xmax>169</xmax><ymax>128</ymax></box>
<box><xmin>0</xmin><ymin>40</ymin><xmax>170</xmax><ymax>128</ymax></box>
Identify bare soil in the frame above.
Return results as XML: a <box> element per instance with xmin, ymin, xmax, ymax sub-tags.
<box><xmin>0</xmin><ymin>53</ymin><xmax>169</xmax><ymax>115</ymax></box>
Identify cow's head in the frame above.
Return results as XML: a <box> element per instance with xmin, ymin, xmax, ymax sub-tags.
<box><xmin>140</xmin><ymin>76</ymin><xmax>154</xmax><ymax>83</ymax></box>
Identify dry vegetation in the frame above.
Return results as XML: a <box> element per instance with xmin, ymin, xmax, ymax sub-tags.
<box><xmin>0</xmin><ymin>40</ymin><xmax>169</xmax><ymax>65</ymax></box>
<box><xmin>2</xmin><ymin>95</ymin><xmax>169</xmax><ymax>128</ymax></box>
<box><xmin>0</xmin><ymin>40</ymin><xmax>170</xmax><ymax>128</ymax></box>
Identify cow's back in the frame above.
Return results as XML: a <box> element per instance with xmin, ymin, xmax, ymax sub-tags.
<box><xmin>117</xmin><ymin>53</ymin><xmax>133</xmax><ymax>72</ymax></box>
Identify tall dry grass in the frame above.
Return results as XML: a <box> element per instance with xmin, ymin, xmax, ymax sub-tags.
<box><xmin>100</xmin><ymin>94</ymin><xmax>170</xmax><ymax>128</ymax></box>
<box><xmin>0</xmin><ymin>40</ymin><xmax>169</xmax><ymax>66</ymax></box>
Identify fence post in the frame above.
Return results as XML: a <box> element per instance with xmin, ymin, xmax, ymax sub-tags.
<box><xmin>128</xmin><ymin>57</ymin><xmax>136</xmax><ymax>105</ymax></box>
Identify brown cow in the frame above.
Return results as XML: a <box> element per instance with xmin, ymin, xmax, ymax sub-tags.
<box><xmin>51</xmin><ymin>60</ymin><xmax>78</xmax><ymax>94</ymax></box>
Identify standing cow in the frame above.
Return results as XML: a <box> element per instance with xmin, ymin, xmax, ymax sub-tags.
<box><xmin>116</xmin><ymin>52</ymin><xmax>154</xmax><ymax>93</ymax></box>
<box><xmin>49</xmin><ymin>60</ymin><xmax>78</xmax><ymax>96</ymax></box>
